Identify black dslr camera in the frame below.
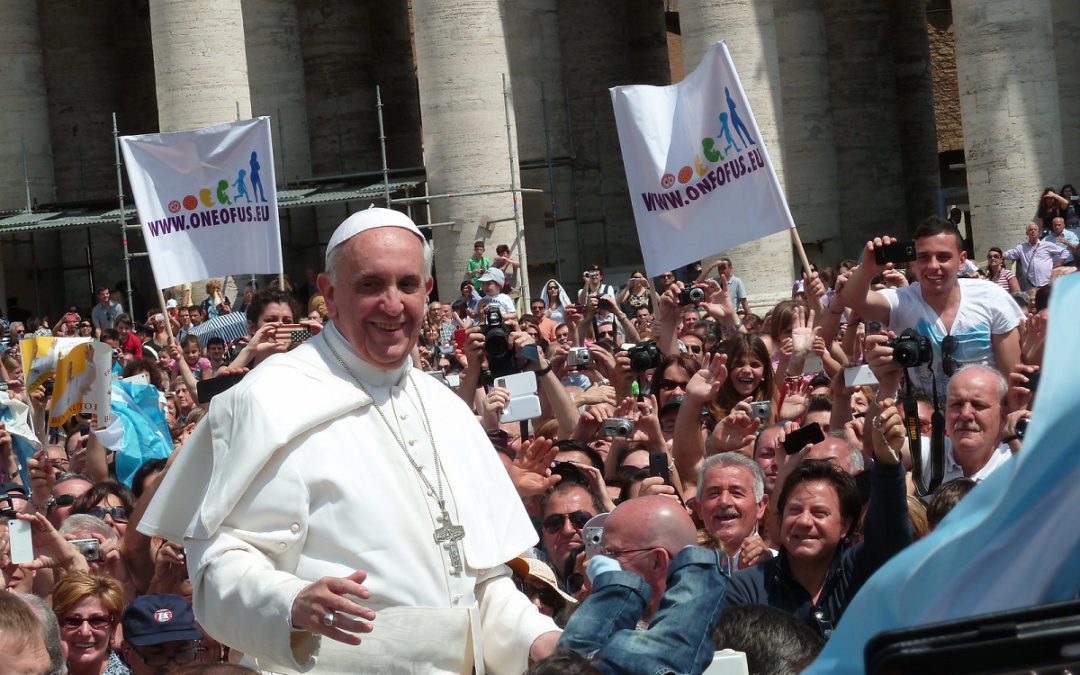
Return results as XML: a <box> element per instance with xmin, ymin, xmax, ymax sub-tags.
<box><xmin>886</xmin><ymin>328</ymin><xmax>932</xmax><ymax>368</ymax></box>
<box><xmin>481</xmin><ymin>306</ymin><xmax>516</xmax><ymax>378</ymax></box>
<box><xmin>678</xmin><ymin>286</ymin><xmax>705</xmax><ymax>306</ymax></box>
<box><xmin>626</xmin><ymin>340</ymin><xmax>662</xmax><ymax>373</ymax></box>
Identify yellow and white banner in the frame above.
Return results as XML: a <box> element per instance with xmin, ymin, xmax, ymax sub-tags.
<box><xmin>120</xmin><ymin>117</ymin><xmax>283</xmax><ymax>289</ymax></box>
<box><xmin>20</xmin><ymin>336</ymin><xmax>90</xmax><ymax>392</ymax></box>
<box><xmin>610</xmin><ymin>41</ymin><xmax>795</xmax><ymax>277</ymax></box>
<box><xmin>48</xmin><ymin>342</ymin><xmax>114</xmax><ymax>428</ymax></box>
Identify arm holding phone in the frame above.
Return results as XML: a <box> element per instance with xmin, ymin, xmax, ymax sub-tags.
<box><xmin>845</xmin><ymin>237</ymin><xmax>901</xmax><ymax>324</ymax></box>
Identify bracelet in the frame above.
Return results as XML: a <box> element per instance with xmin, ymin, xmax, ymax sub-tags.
<box><xmin>1</xmin><ymin>466</ymin><xmax>19</xmax><ymax>481</ymax></box>
<box><xmin>534</xmin><ymin>364</ymin><xmax>552</xmax><ymax>377</ymax></box>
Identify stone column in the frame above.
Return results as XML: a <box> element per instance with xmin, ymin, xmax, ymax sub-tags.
<box><xmin>149</xmin><ymin>0</ymin><xmax>252</xmax><ymax>132</ymax></box>
<box><xmin>412</xmin><ymin>0</ymin><xmax>529</xmax><ymax>301</ymax></box>
<box><xmin>505</xmin><ymin>0</ymin><xmax>575</xmax><ymax>296</ymax></box>
<box><xmin>0</xmin><ymin>1</ymin><xmax>57</xmax><ymax>312</ymax></box>
<box><xmin>774</xmin><ymin>0</ymin><xmax>842</xmax><ymax>268</ymax></box>
<box><xmin>1052</xmin><ymin>0</ymin><xmax>1080</xmax><ymax>184</ymax></box>
<box><xmin>556</xmin><ymin>0</ymin><xmax>669</xmax><ymax>276</ymax></box>
<box><xmin>243</xmin><ymin>0</ymin><xmax>312</xmax><ymax>185</ymax></box>
<box><xmin>890</xmin><ymin>0</ymin><xmax>942</xmax><ymax>229</ymax></box>
<box><xmin>954</xmin><ymin>0</ymin><xmax>1064</xmax><ymax>257</ymax></box>
<box><xmin>679</xmin><ymin>0</ymin><xmax>794</xmax><ymax>310</ymax></box>
<box><xmin>823</xmin><ymin>0</ymin><xmax>906</xmax><ymax>254</ymax></box>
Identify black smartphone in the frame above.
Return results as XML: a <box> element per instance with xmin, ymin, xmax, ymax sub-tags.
<box><xmin>874</xmin><ymin>241</ymin><xmax>917</xmax><ymax>266</ymax></box>
<box><xmin>1024</xmin><ymin>369</ymin><xmax>1040</xmax><ymax>393</ymax></box>
<box><xmin>196</xmin><ymin>372</ymin><xmax>246</xmax><ymax>404</ymax></box>
<box><xmin>648</xmin><ymin>451</ymin><xmax>670</xmax><ymax>484</ymax></box>
<box><xmin>783</xmin><ymin>422</ymin><xmax>826</xmax><ymax>455</ymax></box>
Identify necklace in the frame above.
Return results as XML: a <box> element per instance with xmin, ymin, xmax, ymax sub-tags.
<box><xmin>324</xmin><ymin>338</ymin><xmax>466</xmax><ymax>576</ymax></box>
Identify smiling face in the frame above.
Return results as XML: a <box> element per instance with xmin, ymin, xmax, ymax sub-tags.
<box><xmin>912</xmin><ymin>232</ymin><xmax>964</xmax><ymax>296</ymax></box>
<box><xmin>753</xmin><ymin>426</ymin><xmax>783</xmax><ymax>493</ymax></box>
<box><xmin>696</xmin><ymin>464</ymin><xmax>766</xmax><ymax>550</ymax></box>
<box><xmin>730</xmin><ymin>354</ymin><xmax>765</xmax><ymax>397</ymax></box>
<box><xmin>945</xmin><ymin>368</ymin><xmax>1005</xmax><ymax>468</ymax></box>
<box><xmin>318</xmin><ymin>228</ymin><xmax>433</xmax><ymax>369</ymax></box>
<box><xmin>60</xmin><ymin>595</ymin><xmax>114</xmax><ymax>670</ymax></box>
<box><xmin>780</xmin><ymin>480</ymin><xmax>849</xmax><ymax>564</ymax></box>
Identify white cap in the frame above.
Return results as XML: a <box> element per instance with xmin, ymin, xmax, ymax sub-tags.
<box><xmin>477</xmin><ymin>268</ymin><xmax>505</xmax><ymax>286</ymax></box>
<box><xmin>325</xmin><ymin>206</ymin><xmax>424</xmax><ymax>263</ymax></box>
<box><xmin>165</xmin><ymin>299</ymin><xmax>178</xmax><ymax>309</ymax></box>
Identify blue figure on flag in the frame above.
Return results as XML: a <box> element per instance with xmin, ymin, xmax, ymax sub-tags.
<box><xmin>725</xmin><ymin>86</ymin><xmax>756</xmax><ymax>148</ymax></box>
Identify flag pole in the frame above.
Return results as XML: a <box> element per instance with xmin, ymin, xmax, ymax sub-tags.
<box><xmin>789</xmin><ymin>226</ymin><xmax>824</xmax><ymax>319</ymax></box>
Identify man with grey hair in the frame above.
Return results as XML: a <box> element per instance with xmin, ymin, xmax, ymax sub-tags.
<box><xmin>695</xmin><ymin>453</ymin><xmax>773</xmax><ymax>569</ymax></box>
<box><xmin>141</xmin><ymin>208</ymin><xmax>559</xmax><ymax>674</ymax></box>
<box><xmin>17</xmin><ymin>593</ymin><xmax>66</xmax><ymax>675</ymax></box>
<box><xmin>921</xmin><ymin>363</ymin><xmax>1013</xmax><ymax>484</ymax></box>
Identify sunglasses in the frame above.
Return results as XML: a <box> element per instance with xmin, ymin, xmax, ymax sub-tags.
<box><xmin>941</xmin><ymin>335</ymin><xmax>959</xmax><ymax>377</ymax></box>
<box><xmin>52</xmin><ymin>493</ymin><xmax>78</xmax><ymax>508</ymax></box>
<box><xmin>542</xmin><ymin>510</ymin><xmax>592</xmax><ymax>534</ymax></box>
<box><xmin>60</xmin><ymin>615</ymin><xmax>112</xmax><ymax>631</ymax></box>
<box><xmin>85</xmin><ymin>506</ymin><xmax>129</xmax><ymax>523</ymax></box>
<box><xmin>659</xmin><ymin>378</ymin><xmax>689</xmax><ymax>391</ymax></box>
<box><xmin>597</xmin><ymin>331</ymin><xmax>614</xmax><ymax>339</ymax></box>
<box><xmin>685</xmin><ymin>344</ymin><xmax>703</xmax><ymax>354</ymax></box>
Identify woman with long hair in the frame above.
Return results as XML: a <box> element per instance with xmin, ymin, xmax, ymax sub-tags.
<box><xmin>711</xmin><ymin>333</ymin><xmax>776</xmax><ymax>419</ymax></box>
<box><xmin>52</xmin><ymin>572</ymin><xmax>129</xmax><ymax>675</ymax></box>
<box><xmin>986</xmin><ymin>246</ymin><xmax>1019</xmax><ymax>294</ymax></box>
<box><xmin>616</xmin><ymin>269</ymin><xmax>660</xmax><ymax>316</ymax></box>
<box><xmin>1035</xmin><ymin>187</ymin><xmax>1068</xmax><ymax>229</ymax></box>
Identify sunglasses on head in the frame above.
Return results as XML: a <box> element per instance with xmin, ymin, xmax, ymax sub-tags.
<box><xmin>85</xmin><ymin>505</ymin><xmax>129</xmax><ymax>523</ymax></box>
<box><xmin>542</xmin><ymin>510</ymin><xmax>592</xmax><ymax>534</ymax></box>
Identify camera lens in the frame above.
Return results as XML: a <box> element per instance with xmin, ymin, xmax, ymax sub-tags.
<box><xmin>688</xmin><ymin>287</ymin><xmax>705</xmax><ymax>303</ymax></box>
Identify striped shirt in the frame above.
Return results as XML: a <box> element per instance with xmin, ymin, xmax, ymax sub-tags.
<box><xmin>990</xmin><ymin>267</ymin><xmax>1015</xmax><ymax>292</ymax></box>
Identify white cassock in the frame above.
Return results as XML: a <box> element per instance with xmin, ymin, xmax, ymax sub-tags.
<box><xmin>139</xmin><ymin>322</ymin><xmax>557</xmax><ymax>674</ymax></box>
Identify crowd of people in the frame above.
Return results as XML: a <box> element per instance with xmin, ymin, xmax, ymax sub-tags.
<box><xmin>0</xmin><ymin>182</ymin><xmax>1071</xmax><ymax>673</ymax></box>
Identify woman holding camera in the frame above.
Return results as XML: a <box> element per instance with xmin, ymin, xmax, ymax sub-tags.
<box><xmin>724</xmin><ymin>399</ymin><xmax>912</xmax><ymax>639</ymax></box>
<box><xmin>617</xmin><ymin>270</ymin><xmax>661</xmax><ymax>316</ymax></box>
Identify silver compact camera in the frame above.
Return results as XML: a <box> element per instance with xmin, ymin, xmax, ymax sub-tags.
<box><xmin>567</xmin><ymin>347</ymin><xmax>591</xmax><ymax>368</ymax></box>
<box><xmin>603</xmin><ymin>417</ymin><xmax>635</xmax><ymax>438</ymax></box>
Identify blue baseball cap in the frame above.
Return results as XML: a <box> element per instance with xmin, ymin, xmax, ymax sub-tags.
<box><xmin>122</xmin><ymin>594</ymin><xmax>202</xmax><ymax>646</ymax></box>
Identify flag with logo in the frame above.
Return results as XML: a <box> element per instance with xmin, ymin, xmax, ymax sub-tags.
<box><xmin>48</xmin><ymin>341</ymin><xmax>114</xmax><ymax>428</ymax></box>
<box><xmin>610</xmin><ymin>41</ymin><xmax>794</xmax><ymax>277</ymax></box>
<box><xmin>120</xmin><ymin>117</ymin><xmax>282</xmax><ymax>289</ymax></box>
<box><xmin>807</xmin><ymin>272</ymin><xmax>1080</xmax><ymax>674</ymax></box>
<box><xmin>20</xmin><ymin>336</ymin><xmax>91</xmax><ymax>392</ymax></box>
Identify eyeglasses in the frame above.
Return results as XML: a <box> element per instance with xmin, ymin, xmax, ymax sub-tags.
<box><xmin>598</xmin><ymin>546</ymin><xmax>655</xmax><ymax>561</ymax></box>
<box><xmin>685</xmin><ymin>344</ymin><xmax>703</xmax><ymax>354</ymax></box>
<box><xmin>85</xmin><ymin>506</ymin><xmax>129</xmax><ymax>523</ymax></box>
<box><xmin>128</xmin><ymin>643</ymin><xmax>204</xmax><ymax>667</ymax></box>
<box><xmin>941</xmin><ymin>335</ymin><xmax>959</xmax><ymax>377</ymax></box>
<box><xmin>659</xmin><ymin>378</ymin><xmax>689</xmax><ymax>391</ymax></box>
<box><xmin>596</xmin><ymin>331</ymin><xmax>614</xmax><ymax>339</ymax></box>
<box><xmin>541</xmin><ymin>510</ymin><xmax>593</xmax><ymax>534</ymax></box>
<box><xmin>60</xmin><ymin>615</ymin><xmax>112</xmax><ymax>631</ymax></box>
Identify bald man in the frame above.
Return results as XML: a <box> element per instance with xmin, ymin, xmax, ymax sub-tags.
<box><xmin>558</xmin><ymin>496</ymin><xmax>727</xmax><ymax>674</ymax></box>
<box><xmin>805</xmin><ymin>434</ymin><xmax>864</xmax><ymax>475</ymax></box>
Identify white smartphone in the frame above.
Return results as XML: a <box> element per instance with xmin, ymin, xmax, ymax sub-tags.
<box><xmin>8</xmin><ymin>519</ymin><xmax>33</xmax><ymax>565</ymax></box>
<box><xmin>494</xmin><ymin>372</ymin><xmax>541</xmax><ymax>423</ymax></box>
<box><xmin>844</xmin><ymin>364</ymin><xmax>879</xmax><ymax>388</ymax></box>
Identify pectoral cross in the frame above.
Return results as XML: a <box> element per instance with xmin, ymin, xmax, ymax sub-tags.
<box><xmin>433</xmin><ymin>510</ymin><xmax>466</xmax><ymax>576</ymax></box>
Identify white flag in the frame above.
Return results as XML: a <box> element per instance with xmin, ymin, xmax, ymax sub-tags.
<box><xmin>611</xmin><ymin>41</ymin><xmax>794</xmax><ymax>277</ymax></box>
<box><xmin>120</xmin><ymin>117</ymin><xmax>283</xmax><ymax>289</ymax></box>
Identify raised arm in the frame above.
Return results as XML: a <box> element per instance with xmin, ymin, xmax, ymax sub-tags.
<box><xmin>844</xmin><ymin>239</ymin><xmax>898</xmax><ymax>324</ymax></box>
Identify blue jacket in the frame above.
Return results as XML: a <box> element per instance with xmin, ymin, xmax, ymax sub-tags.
<box><xmin>725</xmin><ymin>461</ymin><xmax>912</xmax><ymax>638</ymax></box>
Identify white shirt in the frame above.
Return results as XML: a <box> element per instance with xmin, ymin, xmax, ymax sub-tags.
<box><xmin>881</xmin><ymin>279</ymin><xmax>1023</xmax><ymax>398</ymax></box>
<box><xmin>919</xmin><ymin>437</ymin><xmax>1013</xmax><ymax>485</ymax></box>
<box><xmin>485</xmin><ymin>292</ymin><xmax>516</xmax><ymax>316</ymax></box>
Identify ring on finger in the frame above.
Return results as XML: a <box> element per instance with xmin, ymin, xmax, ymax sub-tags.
<box><xmin>322</xmin><ymin>611</ymin><xmax>335</xmax><ymax>627</ymax></box>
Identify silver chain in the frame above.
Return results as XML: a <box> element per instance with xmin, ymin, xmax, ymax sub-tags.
<box><xmin>324</xmin><ymin>338</ymin><xmax>446</xmax><ymax>511</ymax></box>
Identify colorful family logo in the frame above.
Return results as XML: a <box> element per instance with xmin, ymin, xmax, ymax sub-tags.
<box><xmin>659</xmin><ymin>86</ymin><xmax>757</xmax><ymax>189</ymax></box>
<box><xmin>166</xmin><ymin>150</ymin><xmax>268</xmax><ymax>213</ymax></box>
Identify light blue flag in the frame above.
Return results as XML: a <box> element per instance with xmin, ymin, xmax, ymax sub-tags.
<box><xmin>807</xmin><ymin>273</ymin><xmax>1080</xmax><ymax>673</ymax></box>
<box><xmin>0</xmin><ymin>394</ymin><xmax>41</xmax><ymax>487</ymax></box>
<box><xmin>108</xmin><ymin>379</ymin><xmax>173</xmax><ymax>489</ymax></box>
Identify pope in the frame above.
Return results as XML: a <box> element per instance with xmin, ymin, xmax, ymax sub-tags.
<box><xmin>140</xmin><ymin>208</ymin><xmax>560</xmax><ymax>673</ymax></box>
